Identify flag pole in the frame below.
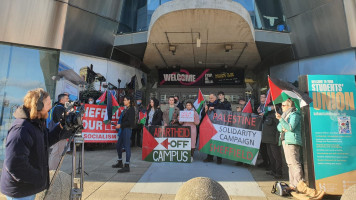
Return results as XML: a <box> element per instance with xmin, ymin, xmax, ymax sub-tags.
<box><xmin>267</xmin><ymin>75</ymin><xmax>277</xmax><ymax>112</ymax></box>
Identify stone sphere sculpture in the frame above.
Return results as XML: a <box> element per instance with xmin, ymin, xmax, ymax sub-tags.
<box><xmin>341</xmin><ymin>184</ymin><xmax>356</xmax><ymax>200</ymax></box>
<box><xmin>175</xmin><ymin>177</ymin><xmax>229</xmax><ymax>200</ymax></box>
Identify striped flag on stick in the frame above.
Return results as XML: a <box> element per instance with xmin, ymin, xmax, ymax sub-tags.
<box><xmin>96</xmin><ymin>91</ymin><xmax>106</xmax><ymax>105</ymax></box>
<box><xmin>268</xmin><ymin>76</ymin><xmax>312</xmax><ymax>110</ymax></box>
<box><xmin>264</xmin><ymin>89</ymin><xmax>272</xmax><ymax>115</ymax></box>
<box><xmin>103</xmin><ymin>91</ymin><xmax>120</xmax><ymax>124</ymax></box>
<box><xmin>193</xmin><ymin>89</ymin><xmax>205</xmax><ymax>119</ymax></box>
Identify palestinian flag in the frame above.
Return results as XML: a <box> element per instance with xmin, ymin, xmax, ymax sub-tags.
<box><xmin>264</xmin><ymin>89</ymin><xmax>272</xmax><ymax>115</ymax></box>
<box><xmin>242</xmin><ymin>99</ymin><xmax>253</xmax><ymax>113</ymax></box>
<box><xmin>96</xmin><ymin>91</ymin><xmax>106</xmax><ymax>105</ymax></box>
<box><xmin>268</xmin><ymin>76</ymin><xmax>312</xmax><ymax>110</ymax></box>
<box><xmin>193</xmin><ymin>89</ymin><xmax>205</xmax><ymax>119</ymax></box>
<box><xmin>103</xmin><ymin>91</ymin><xmax>119</xmax><ymax>124</ymax></box>
<box><xmin>139</xmin><ymin>111</ymin><xmax>147</xmax><ymax>125</ymax></box>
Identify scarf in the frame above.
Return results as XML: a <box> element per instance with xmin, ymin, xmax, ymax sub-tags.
<box><xmin>280</xmin><ymin>107</ymin><xmax>296</xmax><ymax>141</ymax></box>
<box><xmin>281</xmin><ymin>107</ymin><xmax>296</xmax><ymax>122</ymax></box>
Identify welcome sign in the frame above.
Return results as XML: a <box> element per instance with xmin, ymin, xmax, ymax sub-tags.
<box><xmin>199</xmin><ymin>110</ymin><xmax>263</xmax><ymax>165</ymax></box>
<box><xmin>142</xmin><ymin>126</ymin><xmax>191</xmax><ymax>163</ymax></box>
<box><xmin>158</xmin><ymin>68</ymin><xmax>244</xmax><ymax>86</ymax></box>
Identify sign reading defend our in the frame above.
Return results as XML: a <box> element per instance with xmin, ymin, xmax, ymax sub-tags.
<box><xmin>199</xmin><ymin>109</ymin><xmax>263</xmax><ymax>165</ymax></box>
<box><xmin>81</xmin><ymin>104</ymin><xmax>122</xmax><ymax>143</ymax></box>
<box><xmin>142</xmin><ymin>126</ymin><xmax>191</xmax><ymax>163</ymax></box>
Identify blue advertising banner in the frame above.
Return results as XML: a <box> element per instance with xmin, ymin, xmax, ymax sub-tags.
<box><xmin>308</xmin><ymin>75</ymin><xmax>356</xmax><ymax>195</ymax></box>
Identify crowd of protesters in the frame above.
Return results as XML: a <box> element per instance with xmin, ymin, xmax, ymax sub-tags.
<box><xmin>0</xmin><ymin>87</ymin><xmax>304</xmax><ymax>199</ymax></box>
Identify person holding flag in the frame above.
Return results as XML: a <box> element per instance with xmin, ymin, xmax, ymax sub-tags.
<box><xmin>275</xmin><ymin>99</ymin><xmax>303</xmax><ymax>190</ymax></box>
<box><xmin>268</xmin><ymin>76</ymin><xmax>312</xmax><ymax>191</ymax></box>
<box><xmin>193</xmin><ymin>89</ymin><xmax>205</xmax><ymax>120</ymax></box>
<box><xmin>112</xmin><ymin>95</ymin><xmax>135</xmax><ymax>173</ymax></box>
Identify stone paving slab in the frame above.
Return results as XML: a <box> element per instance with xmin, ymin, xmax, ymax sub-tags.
<box><xmin>130</xmin><ymin>159</ymin><xmax>265</xmax><ymax>197</ymax></box>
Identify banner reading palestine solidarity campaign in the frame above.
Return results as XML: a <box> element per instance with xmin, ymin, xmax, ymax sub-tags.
<box><xmin>199</xmin><ymin>110</ymin><xmax>263</xmax><ymax>165</ymax></box>
<box><xmin>142</xmin><ymin>126</ymin><xmax>191</xmax><ymax>163</ymax></box>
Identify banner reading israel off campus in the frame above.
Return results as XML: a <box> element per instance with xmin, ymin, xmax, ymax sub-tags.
<box><xmin>81</xmin><ymin>104</ymin><xmax>122</xmax><ymax>143</ymax></box>
<box><xmin>142</xmin><ymin>126</ymin><xmax>191</xmax><ymax>163</ymax></box>
<box><xmin>199</xmin><ymin>110</ymin><xmax>263</xmax><ymax>165</ymax></box>
<box><xmin>308</xmin><ymin>75</ymin><xmax>356</xmax><ymax>195</ymax></box>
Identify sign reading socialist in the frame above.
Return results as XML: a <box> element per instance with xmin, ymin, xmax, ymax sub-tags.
<box><xmin>82</xmin><ymin>104</ymin><xmax>123</xmax><ymax>143</ymax></box>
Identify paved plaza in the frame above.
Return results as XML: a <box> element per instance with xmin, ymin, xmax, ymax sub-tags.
<box><xmin>1</xmin><ymin>146</ymin><xmax>293</xmax><ymax>200</ymax></box>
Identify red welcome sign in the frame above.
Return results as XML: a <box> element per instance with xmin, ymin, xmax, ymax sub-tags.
<box><xmin>81</xmin><ymin>104</ymin><xmax>123</xmax><ymax>143</ymax></box>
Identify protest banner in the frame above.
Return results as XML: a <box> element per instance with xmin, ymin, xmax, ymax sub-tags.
<box><xmin>81</xmin><ymin>104</ymin><xmax>123</xmax><ymax>143</ymax></box>
<box><xmin>142</xmin><ymin>126</ymin><xmax>191</xmax><ymax>163</ymax></box>
<box><xmin>179</xmin><ymin>111</ymin><xmax>195</xmax><ymax>122</ymax></box>
<box><xmin>199</xmin><ymin>109</ymin><xmax>263</xmax><ymax>165</ymax></box>
<box><xmin>307</xmin><ymin>75</ymin><xmax>356</xmax><ymax>195</ymax></box>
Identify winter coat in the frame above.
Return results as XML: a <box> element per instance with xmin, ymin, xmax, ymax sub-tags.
<box><xmin>1</xmin><ymin>106</ymin><xmax>63</xmax><ymax>198</ymax></box>
<box><xmin>216</xmin><ymin>99</ymin><xmax>231</xmax><ymax>111</ymax></box>
<box><xmin>201</xmin><ymin>100</ymin><xmax>218</xmax><ymax>121</ymax></box>
<box><xmin>176</xmin><ymin>102</ymin><xmax>184</xmax><ymax>110</ymax></box>
<box><xmin>261</xmin><ymin>111</ymin><xmax>280</xmax><ymax>145</ymax></box>
<box><xmin>145</xmin><ymin>108</ymin><xmax>163</xmax><ymax>126</ymax></box>
<box><xmin>121</xmin><ymin>106</ymin><xmax>136</xmax><ymax>129</ymax></box>
<box><xmin>163</xmin><ymin>107</ymin><xmax>180</xmax><ymax>126</ymax></box>
<box><xmin>277</xmin><ymin>110</ymin><xmax>302</xmax><ymax>146</ymax></box>
<box><xmin>179</xmin><ymin>109</ymin><xmax>200</xmax><ymax>148</ymax></box>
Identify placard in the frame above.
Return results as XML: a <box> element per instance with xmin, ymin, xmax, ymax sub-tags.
<box><xmin>179</xmin><ymin>111</ymin><xmax>194</xmax><ymax>122</ymax></box>
<box><xmin>142</xmin><ymin>126</ymin><xmax>191</xmax><ymax>163</ymax></box>
<box><xmin>81</xmin><ymin>104</ymin><xmax>123</xmax><ymax>143</ymax></box>
<box><xmin>199</xmin><ymin>109</ymin><xmax>262</xmax><ymax>165</ymax></box>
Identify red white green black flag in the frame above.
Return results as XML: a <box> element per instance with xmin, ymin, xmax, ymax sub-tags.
<box><xmin>268</xmin><ymin>76</ymin><xmax>312</xmax><ymax>110</ymax></box>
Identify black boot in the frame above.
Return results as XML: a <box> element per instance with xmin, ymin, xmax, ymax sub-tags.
<box><xmin>112</xmin><ymin>160</ymin><xmax>123</xmax><ymax>168</ymax></box>
<box><xmin>117</xmin><ymin>164</ymin><xmax>130</xmax><ymax>173</ymax></box>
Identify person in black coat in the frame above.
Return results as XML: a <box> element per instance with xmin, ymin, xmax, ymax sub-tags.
<box><xmin>1</xmin><ymin>88</ymin><xmax>64</xmax><ymax>199</ymax></box>
<box><xmin>112</xmin><ymin>95</ymin><xmax>136</xmax><ymax>173</ymax></box>
<box><xmin>262</xmin><ymin>105</ymin><xmax>283</xmax><ymax>179</ymax></box>
<box><xmin>174</xmin><ymin>95</ymin><xmax>184</xmax><ymax>111</ymax></box>
<box><xmin>201</xmin><ymin>93</ymin><xmax>224</xmax><ymax>164</ymax></box>
<box><xmin>146</xmin><ymin>97</ymin><xmax>163</xmax><ymax>126</ymax></box>
<box><xmin>217</xmin><ymin>91</ymin><xmax>232</xmax><ymax>111</ymax></box>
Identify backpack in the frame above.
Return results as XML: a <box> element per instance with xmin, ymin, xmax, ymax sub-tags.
<box><xmin>271</xmin><ymin>181</ymin><xmax>291</xmax><ymax>196</ymax></box>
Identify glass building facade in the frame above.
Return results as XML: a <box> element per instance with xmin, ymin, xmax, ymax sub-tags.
<box><xmin>0</xmin><ymin>43</ymin><xmax>59</xmax><ymax>159</ymax></box>
<box><xmin>118</xmin><ymin>0</ymin><xmax>287</xmax><ymax>34</ymax></box>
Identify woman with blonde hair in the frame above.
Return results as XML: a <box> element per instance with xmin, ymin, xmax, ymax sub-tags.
<box><xmin>1</xmin><ymin>88</ymin><xmax>64</xmax><ymax>200</ymax></box>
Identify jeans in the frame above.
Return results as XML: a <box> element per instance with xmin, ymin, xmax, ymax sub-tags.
<box><xmin>116</xmin><ymin>128</ymin><xmax>132</xmax><ymax>163</ymax></box>
<box><xmin>6</xmin><ymin>195</ymin><xmax>35</xmax><ymax>200</ymax></box>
